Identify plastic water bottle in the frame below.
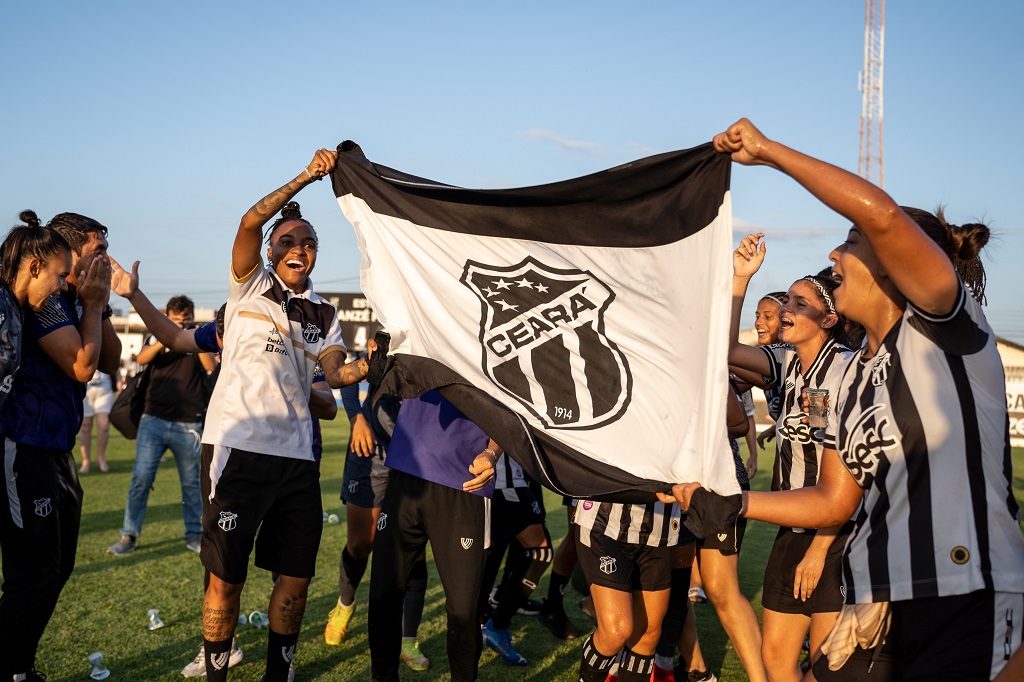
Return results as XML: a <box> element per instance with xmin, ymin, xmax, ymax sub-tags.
<box><xmin>249</xmin><ymin>610</ymin><xmax>268</xmax><ymax>628</ymax></box>
<box><xmin>238</xmin><ymin>613</ymin><xmax>248</xmax><ymax>625</ymax></box>
<box><xmin>88</xmin><ymin>651</ymin><xmax>111</xmax><ymax>680</ymax></box>
<box><xmin>148</xmin><ymin>608</ymin><xmax>165</xmax><ymax>630</ymax></box>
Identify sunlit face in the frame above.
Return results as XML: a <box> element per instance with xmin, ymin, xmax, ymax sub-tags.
<box><xmin>754</xmin><ymin>298</ymin><xmax>781</xmax><ymax>345</ymax></box>
<box><xmin>167</xmin><ymin>309</ymin><xmax>193</xmax><ymax>329</ymax></box>
<box><xmin>828</xmin><ymin>227</ymin><xmax>881</xmax><ymax>323</ymax></box>
<box><xmin>25</xmin><ymin>252</ymin><xmax>72</xmax><ymax>311</ymax></box>
<box><xmin>777</xmin><ymin>280</ymin><xmax>833</xmax><ymax>348</ymax></box>
<box><xmin>267</xmin><ymin>220</ymin><xmax>318</xmax><ymax>292</ymax></box>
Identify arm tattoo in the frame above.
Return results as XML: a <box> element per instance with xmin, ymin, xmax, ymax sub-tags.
<box><xmin>245</xmin><ymin>178</ymin><xmax>306</xmax><ymax>225</ymax></box>
<box><xmin>337</xmin><ymin>356</ymin><xmax>369</xmax><ymax>387</ymax></box>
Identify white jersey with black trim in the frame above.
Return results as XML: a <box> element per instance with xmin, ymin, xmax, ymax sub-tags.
<box><xmin>571</xmin><ymin>499</ymin><xmax>681</xmax><ymax>548</ymax></box>
<box><xmin>824</xmin><ymin>284</ymin><xmax>1024</xmax><ymax>603</ymax></box>
<box><xmin>202</xmin><ymin>264</ymin><xmax>346</xmax><ymax>460</ymax></box>
<box><xmin>761</xmin><ymin>338</ymin><xmax>854</xmax><ymax>493</ymax></box>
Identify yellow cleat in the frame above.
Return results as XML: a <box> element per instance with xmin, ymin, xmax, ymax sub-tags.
<box><xmin>324</xmin><ymin>599</ymin><xmax>356</xmax><ymax>645</ymax></box>
<box><xmin>400</xmin><ymin>638</ymin><xmax>430</xmax><ymax>671</ymax></box>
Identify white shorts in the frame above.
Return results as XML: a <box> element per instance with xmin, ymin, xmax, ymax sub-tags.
<box><xmin>83</xmin><ymin>385</ymin><xmax>115</xmax><ymax>417</ymax></box>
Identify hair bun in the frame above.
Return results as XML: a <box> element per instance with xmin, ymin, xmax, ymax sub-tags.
<box><xmin>18</xmin><ymin>210</ymin><xmax>40</xmax><ymax>228</ymax></box>
<box><xmin>947</xmin><ymin>222</ymin><xmax>990</xmax><ymax>262</ymax></box>
<box><xmin>280</xmin><ymin>202</ymin><xmax>303</xmax><ymax>221</ymax></box>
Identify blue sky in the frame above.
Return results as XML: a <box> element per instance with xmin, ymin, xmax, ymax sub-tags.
<box><xmin>3</xmin><ymin>1</ymin><xmax>1022</xmax><ymax>341</ymax></box>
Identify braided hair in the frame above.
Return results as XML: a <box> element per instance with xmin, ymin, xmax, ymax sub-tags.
<box><xmin>902</xmin><ymin>206</ymin><xmax>989</xmax><ymax>304</ymax></box>
<box><xmin>0</xmin><ymin>211</ymin><xmax>72</xmax><ymax>290</ymax></box>
<box><xmin>263</xmin><ymin>201</ymin><xmax>318</xmax><ymax>247</ymax></box>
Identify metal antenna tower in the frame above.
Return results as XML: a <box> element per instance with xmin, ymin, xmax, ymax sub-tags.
<box><xmin>858</xmin><ymin>0</ymin><xmax>885</xmax><ymax>186</ymax></box>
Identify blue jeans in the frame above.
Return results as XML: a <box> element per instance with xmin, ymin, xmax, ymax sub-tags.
<box><xmin>120</xmin><ymin>414</ymin><xmax>203</xmax><ymax>539</ymax></box>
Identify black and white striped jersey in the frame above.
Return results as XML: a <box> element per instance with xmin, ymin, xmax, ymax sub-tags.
<box><xmin>494</xmin><ymin>453</ymin><xmax>532</xmax><ymax>502</ymax></box>
<box><xmin>571</xmin><ymin>499</ymin><xmax>681</xmax><ymax>548</ymax></box>
<box><xmin>760</xmin><ymin>337</ymin><xmax>854</xmax><ymax>493</ymax></box>
<box><xmin>760</xmin><ymin>343</ymin><xmax>792</xmax><ymax>421</ymax></box>
<box><xmin>824</xmin><ymin>284</ymin><xmax>1024</xmax><ymax>603</ymax></box>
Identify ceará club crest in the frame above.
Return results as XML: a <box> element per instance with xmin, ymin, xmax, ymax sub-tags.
<box><xmin>461</xmin><ymin>257</ymin><xmax>631</xmax><ymax>430</ymax></box>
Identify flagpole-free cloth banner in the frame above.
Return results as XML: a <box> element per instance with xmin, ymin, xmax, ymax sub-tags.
<box><xmin>332</xmin><ymin>141</ymin><xmax>736</xmax><ymax>503</ymax></box>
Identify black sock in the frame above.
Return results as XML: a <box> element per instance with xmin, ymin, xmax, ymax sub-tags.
<box><xmin>546</xmin><ymin>570</ymin><xmax>571</xmax><ymax>609</ymax></box>
<box><xmin>203</xmin><ymin>637</ymin><xmax>233</xmax><ymax>682</ymax></box>
<box><xmin>578</xmin><ymin>634</ymin><xmax>618</xmax><ymax>682</ymax></box>
<box><xmin>656</xmin><ymin>566</ymin><xmax>692</xmax><ymax>658</ymax></box>
<box><xmin>339</xmin><ymin>546</ymin><xmax>368</xmax><ymax>605</ymax></box>
<box><xmin>265</xmin><ymin>629</ymin><xmax>298</xmax><ymax>681</ymax></box>
<box><xmin>492</xmin><ymin>545</ymin><xmax>552</xmax><ymax>630</ymax></box>
<box><xmin>617</xmin><ymin>646</ymin><xmax>655</xmax><ymax>682</ymax></box>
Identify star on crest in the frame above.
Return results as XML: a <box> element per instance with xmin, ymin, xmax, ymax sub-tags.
<box><xmin>515</xmin><ymin>277</ymin><xmax>534</xmax><ymax>289</ymax></box>
<box><xmin>495</xmin><ymin>299</ymin><xmax>519</xmax><ymax>312</ymax></box>
<box><xmin>494</xmin><ymin>279</ymin><xmax>512</xmax><ymax>290</ymax></box>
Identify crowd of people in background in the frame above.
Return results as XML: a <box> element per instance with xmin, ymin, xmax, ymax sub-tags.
<box><xmin>0</xmin><ymin>118</ymin><xmax>1022</xmax><ymax>682</ymax></box>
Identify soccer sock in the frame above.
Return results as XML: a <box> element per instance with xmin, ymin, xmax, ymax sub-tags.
<box><xmin>656</xmin><ymin>566</ymin><xmax>692</xmax><ymax>659</ymax></box>
<box><xmin>402</xmin><ymin>556</ymin><xmax>428</xmax><ymax>639</ymax></box>
<box><xmin>491</xmin><ymin>545</ymin><xmax>552</xmax><ymax>630</ymax></box>
<box><xmin>546</xmin><ymin>569</ymin><xmax>571</xmax><ymax>609</ymax></box>
<box><xmin>338</xmin><ymin>546</ymin><xmax>368</xmax><ymax>606</ymax></box>
<box><xmin>617</xmin><ymin>646</ymin><xmax>655</xmax><ymax>682</ymax></box>
<box><xmin>578</xmin><ymin>634</ymin><xmax>618</xmax><ymax>682</ymax></box>
<box><xmin>203</xmin><ymin>637</ymin><xmax>233</xmax><ymax>682</ymax></box>
<box><xmin>265</xmin><ymin>629</ymin><xmax>298</xmax><ymax>681</ymax></box>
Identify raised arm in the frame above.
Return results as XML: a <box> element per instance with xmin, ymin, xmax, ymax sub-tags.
<box><xmin>110</xmin><ymin>258</ymin><xmax>203</xmax><ymax>354</ymax></box>
<box><xmin>728</xmin><ymin>233</ymin><xmax>774</xmax><ymax>376</ymax></box>
<box><xmin>233</xmin><ymin>149</ymin><xmax>336</xmax><ymax>279</ymax></box>
<box><xmin>714</xmin><ymin>119</ymin><xmax>958</xmax><ymax>314</ymax></box>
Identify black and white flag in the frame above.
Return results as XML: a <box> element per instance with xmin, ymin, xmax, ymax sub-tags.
<box><xmin>332</xmin><ymin>141</ymin><xmax>736</xmax><ymax>501</ymax></box>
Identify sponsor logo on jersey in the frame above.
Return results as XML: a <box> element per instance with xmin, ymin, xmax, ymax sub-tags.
<box><xmin>218</xmin><ymin>511</ymin><xmax>238</xmax><ymax>532</ymax></box>
<box><xmin>779</xmin><ymin>411</ymin><xmax>815</xmax><ymax>444</ymax></box>
<box><xmin>376</xmin><ymin>513</ymin><xmax>388</xmax><ymax>531</ymax></box>
<box><xmin>840</xmin><ymin>404</ymin><xmax>897</xmax><ymax>486</ymax></box>
<box><xmin>34</xmin><ymin>498</ymin><xmax>52</xmax><ymax>518</ymax></box>
<box><xmin>461</xmin><ymin>537</ymin><xmax>474</xmax><ymax>550</ymax></box>
<box><xmin>599</xmin><ymin>556</ymin><xmax>617</xmax><ymax>574</ymax></box>
<box><xmin>462</xmin><ymin>257</ymin><xmax>631</xmax><ymax>430</ymax></box>
<box><xmin>582</xmin><ymin>500</ymin><xmax>594</xmax><ymax>511</ymax></box>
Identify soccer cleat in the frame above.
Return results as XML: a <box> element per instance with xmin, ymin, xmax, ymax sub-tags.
<box><xmin>687</xmin><ymin>586</ymin><xmax>708</xmax><ymax>603</ymax></box>
<box><xmin>13</xmin><ymin>671</ymin><xmax>48</xmax><ymax>681</ymax></box>
<box><xmin>256</xmin><ymin>665</ymin><xmax>294</xmax><ymax>682</ymax></box>
<box><xmin>106</xmin><ymin>535</ymin><xmax>136</xmax><ymax>556</ymax></box>
<box><xmin>400</xmin><ymin>638</ymin><xmax>430</xmax><ymax>671</ymax></box>
<box><xmin>651</xmin><ymin>663</ymin><xmax>676</xmax><ymax>681</ymax></box>
<box><xmin>673</xmin><ymin>666</ymin><xmax>716</xmax><ymax>682</ymax></box>
<box><xmin>487</xmin><ymin>588</ymin><xmax>543</xmax><ymax>616</ymax></box>
<box><xmin>180</xmin><ymin>637</ymin><xmax>243</xmax><ymax>677</ymax></box>
<box><xmin>536</xmin><ymin>599</ymin><xmax>581</xmax><ymax>640</ymax></box>
<box><xmin>481</xmin><ymin>618</ymin><xmax>527</xmax><ymax>666</ymax></box>
<box><xmin>185</xmin><ymin>534</ymin><xmax>203</xmax><ymax>554</ymax></box>
<box><xmin>324</xmin><ymin>599</ymin><xmax>356</xmax><ymax>645</ymax></box>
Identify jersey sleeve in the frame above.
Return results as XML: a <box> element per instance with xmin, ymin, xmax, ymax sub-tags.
<box><xmin>340</xmin><ymin>381</ymin><xmax>362</xmax><ymax>420</ymax></box>
<box><xmin>318</xmin><ymin>312</ymin><xmax>347</xmax><ymax>359</ymax></box>
<box><xmin>906</xmin><ymin>282</ymin><xmax>989</xmax><ymax>356</ymax></box>
<box><xmin>758</xmin><ymin>343</ymin><xmax>788</xmax><ymax>387</ymax></box>
<box><xmin>193</xmin><ymin>321</ymin><xmax>220</xmax><ymax>353</ymax></box>
<box><xmin>29</xmin><ymin>295</ymin><xmax>74</xmax><ymax>339</ymax></box>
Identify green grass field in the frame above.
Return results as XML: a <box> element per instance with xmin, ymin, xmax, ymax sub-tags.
<box><xmin>6</xmin><ymin>421</ymin><xmax>1024</xmax><ymax>681</ymax></box>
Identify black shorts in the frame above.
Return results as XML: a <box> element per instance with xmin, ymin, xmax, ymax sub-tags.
<box><xmin>762</xmin><ymin>524</ymin><xmax>850</xmax><ymax>615</ymax></box>
<box><xmin>492</xmin><ymin>487</ymin><xmax>545</xmax><ymax>540</ymax></box>
<box><xmin>200</xmin><ymin>445</ymin><xmax>323</xmax><ymax>584</ymax></box>
<box><xmin>694</xmin><ymin>512</ymin><xmax>747</xmax><ymax>556</ymax></box>
<box><xmin>812</xmin><ymin>590</ymin><xmax>1024</xmax><ymax>681</ymax></box>
<box><xmin>575</xmin><ymin>525</ymin><xmax>672</xmax><ymax>593</ymax></box>
<box><xmin>340</xmin><ymin>444</ymin><xmax>390</xmax><ymax>509</ymax></box>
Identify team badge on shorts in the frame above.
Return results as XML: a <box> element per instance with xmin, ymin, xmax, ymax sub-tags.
<box><xmin>34</xmin><ymin>498</ymin><xmax>52</xmax><ymax>518</ymax></box>
<box><xmin>461</xmin><ymin>537</ymin><xmax>474</xmax><ymax>550</ymax></box>
<box><xmin>717</xmin><ymin>532</ymin><xmax>728</xmax><ymax>542</ymax></box>
<box><xmin>348</xmin><ymin>480</ymin><xmax>359</xmax><ymax>494</ymax></box>
<box><xmin>376</xmin><ymin>513</ymin><xmax>387</xmax><ymax>531</ymax></box>
<box><xmin>599</xmin><ymin>556</ymin><xmax>617</xmax><ymax>574</ymax></box>
<box><xmin>462</xmin><ymin>257</ymin><xmax>631</xmax><ymax>430</ymax></box>
<box><xmin>531</xmin><ymin>501</ymin><xmax>542</xmax><ymax>516</ymax></box>
<box><xmin>218</xmin><ymin>511</ymin><xmax>238</xmax><ymax>532</ymax></box>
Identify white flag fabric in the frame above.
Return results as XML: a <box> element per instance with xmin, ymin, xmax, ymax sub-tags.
<box><xmin>332</xmin><ymin>142</ymin><xmax>737</xmax><ymax>501</ymax></box>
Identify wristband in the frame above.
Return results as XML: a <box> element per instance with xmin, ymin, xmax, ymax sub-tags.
<box><xmin>102</xmin><ymin>305</ymin><xmax>114</xmax><ymax>320</ymax></box>
<box><xmin>304</xmin><ymin>167</ymin><xmax>315</xmax><ymax>181</ymax></box>
<box><xmin>484</xmin><ymin>448</ymin><xmax>498</xmax><ymax>460</ymax></box>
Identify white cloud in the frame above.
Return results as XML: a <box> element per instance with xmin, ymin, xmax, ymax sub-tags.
<box><xmin>524</xmin><ymin>129</ymin><xmax>603</xmax><ymax>155</ymax></box>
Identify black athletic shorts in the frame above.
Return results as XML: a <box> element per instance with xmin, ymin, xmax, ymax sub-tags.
<box><xmin>575</xmin><ymin>525</ymin><xmax>672</xmax><ymax>593</ymax></box>
<box><xmin>761</xmin><ymin>524</ymin><xmax>851</xmax><ymax>615</ymax></box>
<box><xmin>492</xmin><ymin>487</ymin><xmax>545</xmax><ymax>540</ymax></box>
<box><xmin>812</xmin><ymin>590</ymin><xmax>1024</xmax><ymax>681</ymax></box>
<box><xmin>200</xmin><ymin>444</ymin><xmax>322</xmax><ymax>584</ymax></box>
<box><xmin>340</xmin><ymin>443</ymin><xmax>390</xmax><ymax>509</ymax></box>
